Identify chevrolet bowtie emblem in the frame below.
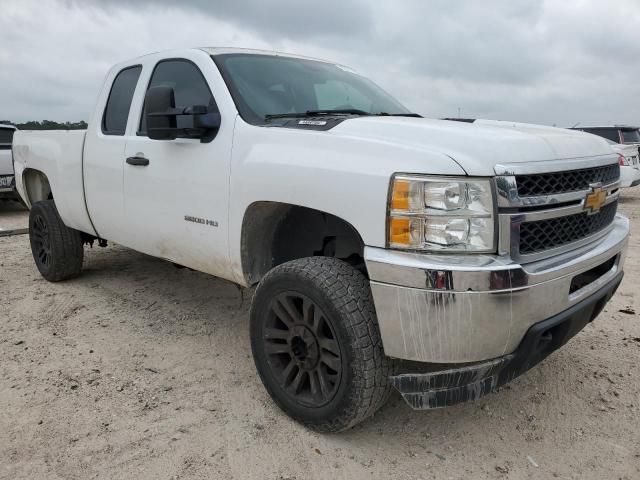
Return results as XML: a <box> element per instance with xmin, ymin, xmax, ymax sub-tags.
<box><xmin>584</xmin><ymin>185</ymin><xmax>607</xmax><ymax>214</ymax></box>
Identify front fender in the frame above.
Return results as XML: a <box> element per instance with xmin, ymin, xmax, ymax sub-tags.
<box><xmin>226</xmin><ymin>120</ymin><xmax>465</xmax><ymax>283</ymax></box>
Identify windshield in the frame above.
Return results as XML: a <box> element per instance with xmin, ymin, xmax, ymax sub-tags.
<box><xmin>622</xmin><ymin>129</ymin><xmax>640</xmax><ymax>143</ymax></box>
<box><xmin>213</xmin><ymin>54</ymin><xmax>411</xmax><ymax>124</ymax></box>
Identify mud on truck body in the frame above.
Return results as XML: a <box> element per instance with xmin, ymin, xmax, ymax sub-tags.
<box><xmin>12</xmin><ymin>48</ymin><xmax>628</xmax><ymax>431</ymax></box>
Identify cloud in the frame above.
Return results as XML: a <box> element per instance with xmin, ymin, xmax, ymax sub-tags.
<box><xmin>1</xmin><ymin>0</ymin><xmax>639</xmax><ymax>126</ymax></box>
<box><xmin>75</xmin><ymin>0</ymin><xmax>375</xmax><ymax>41</ymax></box>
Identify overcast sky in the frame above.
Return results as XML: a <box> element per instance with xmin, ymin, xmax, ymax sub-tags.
<box><xmin>1</xmin><ymin>0</ymin><xmax>638</xmax><ymax>126</ymax></box>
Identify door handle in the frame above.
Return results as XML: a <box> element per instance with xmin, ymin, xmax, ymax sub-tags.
<box><xmin>126</xmin><ymin>156</ymin><xmax>150</xmax><ymax>166</ymax></box>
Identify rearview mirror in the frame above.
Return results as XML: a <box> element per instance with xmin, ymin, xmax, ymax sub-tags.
<box><xmin>144</xmin><ymin>87</ymin><xmax>221</xmax><ymax>142</ymax></box>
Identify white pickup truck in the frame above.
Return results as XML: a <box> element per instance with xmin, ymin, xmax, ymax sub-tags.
<box><xmin>12</xmin><ymin>48</ymin><xmax>629</xmax><ymax>432</ymax></box>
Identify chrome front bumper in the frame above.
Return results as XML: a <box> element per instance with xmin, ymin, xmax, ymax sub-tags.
<box><xmin>365</xmin><ymin>215</ymin><xmax>629</xmax><ymax>363</ymax></box>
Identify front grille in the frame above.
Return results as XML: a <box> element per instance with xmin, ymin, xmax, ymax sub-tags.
<box><xmin>519</xmin><ymin>201</ymin><xmax>618</xmax><ymax>255</ymax></box>
<box><xmin>516</xmin><ymin>164</ymin><xmax>620</xmax><ymax>197</ymax></box>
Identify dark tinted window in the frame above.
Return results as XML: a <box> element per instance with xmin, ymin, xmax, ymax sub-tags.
<box><xmin>0</xmin><ymin>128</ymin><xmax>15</xmax><ymax>148</ymax></box>
<box><xmin>102</xmin><ymin>66</ymin><xmax>142</xmax><ymax>135</ymax></box>
<box><xmin>621</xmin><ymin>129</ymin><xmax>640</xmax><ymax>143</ymax></box>
<box><xmin>140</xmin><ymin>60</ymin><xmax>215</xmax><ymax>135</ymax></box>
<box><xmin>582</xmin><ymin>128</ymin><xmax>620</xmax><ymax>143</ymax></box>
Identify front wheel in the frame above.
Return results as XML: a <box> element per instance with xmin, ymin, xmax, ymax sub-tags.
<box><xmin>29</xmin><ymin>200</ymin><xmax>84</xmax><ymax>282</ymax></box>
<box><xmin>250</xmin><ymin>257</ymin><xmax>394</xmax><ymax>432</ymax></box>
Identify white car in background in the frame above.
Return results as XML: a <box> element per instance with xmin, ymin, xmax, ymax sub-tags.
<box><xmin>606</xmin><ymin>139</ymin><xmax>640</xmax><ymax>188</ymax></box>
<box><xmin>0</xmin><ymin>124</ymin><xmax>19</xmax><ymax>200</ymax></box>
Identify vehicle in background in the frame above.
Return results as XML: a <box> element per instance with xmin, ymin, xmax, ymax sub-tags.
<box><xmin>570</xmin><ymin>126</ymin><xmax>640</xmax><ymax>154</ymax></box>
<box><xmin>0</xmin><ymin>125</ymin><xmax>20</xmax><ymax>202</ymax></box>
<box><xmin>605</xmin><ymin>139</ymin><xmax>640</xmax><ymax>188</ymax></box>
<box><xmin>11</xmin><ymin>48</ymin><xmax>630</xmax><ymax>432</ymax></box>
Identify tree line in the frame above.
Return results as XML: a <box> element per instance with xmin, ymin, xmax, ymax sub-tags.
<box><xmin>0</xmin><ymin>120</ymin><xmax>87</xmax><ymax>130</ymax></box>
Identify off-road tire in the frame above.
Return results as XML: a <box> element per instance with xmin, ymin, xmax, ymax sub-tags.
<box><xmin>29</xmin><ymin>200</ymin><xmax>84</xmax><ymax>282</ymax></box>
<box><xmin>250</xmin><ymin>256</ymin><xmax>395</xmax><ymax>432</ymax></box>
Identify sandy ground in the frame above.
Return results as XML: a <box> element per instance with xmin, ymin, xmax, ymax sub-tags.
<box><xmin>1</xmin><ymin>192</ymin><xmax>639</xmax><ymax>480</ymax></box>
<box><xmin>0</xmin><ymin>200</ymin><xmax>28</xmax><ymax>234</ymax></box>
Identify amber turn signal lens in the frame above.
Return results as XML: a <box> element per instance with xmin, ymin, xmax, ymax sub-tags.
<box><xmin>389</xmin><ymin>217</ymin><xmax>411</xmax><ymax>245</ymax></box>
<box><xmin>391</xmin><ymin>180</ymin><xmax>410</xmax><ymax>211</ymax></box>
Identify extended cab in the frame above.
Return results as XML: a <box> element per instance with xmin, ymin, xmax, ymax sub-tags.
<box><xmin>12</xmin><ymin>48</ymin><xmax>629</xmax><ymax>431</ymax></box>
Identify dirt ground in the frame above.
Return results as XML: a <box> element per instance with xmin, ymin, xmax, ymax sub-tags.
<box><xmin>1</xmin><ymin>191</ymin><xmax>639</xmax><ymax>480</ymax></box>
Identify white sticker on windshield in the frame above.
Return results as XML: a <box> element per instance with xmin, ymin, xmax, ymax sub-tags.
<box><xmin>298</xmin><ymin>120</ymin><xmax>328</xmax><ymax>126</ymax></box>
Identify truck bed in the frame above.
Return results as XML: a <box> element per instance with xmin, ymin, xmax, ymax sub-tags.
<box><xmin>12</xmin><ymin>130</ymin><xmax>96</xmax><ymax>235</ymax></box>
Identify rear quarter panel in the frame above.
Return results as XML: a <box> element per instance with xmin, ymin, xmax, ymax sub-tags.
<box><xmin>13</xmin><ymin>130</ymin><xmax>97</xmax><ymax>235</ymax></box>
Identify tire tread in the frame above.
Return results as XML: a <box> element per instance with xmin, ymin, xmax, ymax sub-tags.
<box><xmin>252</xmin><ymin>257</ymin><xmax>395</xmax><ymax>432</ymax></box>
<box><xmin>29</xmin><ymin>200</ymin><xmax>84</xmax><ymax>282</ymax></box>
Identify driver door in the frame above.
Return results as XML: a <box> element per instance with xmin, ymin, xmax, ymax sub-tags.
<box><xmin>123</xmin><ymin>57</ymin><xmax>233</xmax><ymax>278</ymax></box>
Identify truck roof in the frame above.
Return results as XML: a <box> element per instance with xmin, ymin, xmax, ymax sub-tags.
<box><xmin>571</xmin><ymin>125</ymin><xmax>639</xmax><ymax>131</ymax></box>
<box><xmin>120</xmin><ymin>47</ymin><xmax>338</xmax><ymax>67</ymax></box>
<box><xmin>199</xmin><ymin>47</ymin><xmax>334</xmax><ymax>64</ymax></box>
<box><xmin>0</xmin><ymin>124</ymin><xmax>16</xmax><ymax>130</ymax></box>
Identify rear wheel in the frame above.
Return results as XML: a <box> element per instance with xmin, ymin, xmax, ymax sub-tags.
<box><xmin>29</xmin><ymin>200</ymin><xmax>84</xmax><ymax>282</ymax></box>
<box><xmin>250</xmin><ymin>257</ymin><xmax>394</xmax><ymax>432</ymax></box>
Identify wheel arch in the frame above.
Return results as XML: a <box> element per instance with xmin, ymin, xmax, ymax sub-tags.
<box><xmin>22</xmin><ymin>168</ymin><xmax>53</xmax><ymax>206</ymax></box>
<box><xmin>240</xmin><ymin>201</ymin><xmax>367</xmax><ymax>286</ymax></box>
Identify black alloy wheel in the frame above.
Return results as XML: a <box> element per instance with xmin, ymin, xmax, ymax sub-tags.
<box><xmin>250</xmin><ymin>257</ymin><xmax>395</xmax><ymax>432</ymax></box>
<box><xmin>31</xmin><ymin>213</ymin><xmax>52</xmax><ymax>269</ymax></box>
<box><xmin>28</xmin><ymin>200</ymin><xmax>84</xmax><ymax>282</ymax></box>
<box><xmin>263</xmin><ymin>292</ymin><xmax>342</xmax><ymax>407</ymax></box>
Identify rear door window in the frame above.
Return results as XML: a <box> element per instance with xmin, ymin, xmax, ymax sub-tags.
<box><xmin>102</xmin><ymin>66</ymin><xmax>142</xmax><ymax>135</ymax></box>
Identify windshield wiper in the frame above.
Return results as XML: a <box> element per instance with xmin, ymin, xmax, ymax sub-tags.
<box><xmin>264</xmin><ymin>109</ymin><xmax>422</xmax><ymax>121</ymax></box>
<box><xmin>265</xmin><ymin>109</ymin><xmax>371</xmax><ymax>121</ymax></box>
<box><xmin>306</xmin><ymin>109</ymin><xmax>371</xmax><ymax>116</ymax></box>
<box><xmin>375</xmin><ymin>112</ymin><xmax>423</xmax><ymax>118</ymax></box>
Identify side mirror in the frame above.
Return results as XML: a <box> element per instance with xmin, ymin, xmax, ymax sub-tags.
<box><xmin>145</xmin><ymin>86</ymin><xmax>178</xmax><ymax>140</ymax></box>
<box><xmin>192</xmin><ymin>109</ymin><xmax>222</xmax><ymax>142</ymax></box>
<box><xmin>144</xmin><ymin>87</ymin><xmax>221</xmax><ymax>142</ymax></box>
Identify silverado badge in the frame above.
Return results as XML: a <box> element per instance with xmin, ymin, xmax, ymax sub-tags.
<box><xmin>584</xmin><ymin>185</ymin><xmax>607</xmax><ymax>215</ymax></box>
<box><xmin>184</xmin><ymin>215</ymin><xmax>218</xmax><ymax>227</ymax></box>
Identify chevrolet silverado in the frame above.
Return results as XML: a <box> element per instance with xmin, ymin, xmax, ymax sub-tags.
<box><xmin>12</xmin><ymin>48</ymin><xmax>629</xmax><ymax>431</ymax></box>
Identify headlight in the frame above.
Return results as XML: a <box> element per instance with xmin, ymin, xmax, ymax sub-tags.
<box><xmin>388</xmin><ymin>175</ymin><xmax>495</xmax><ymax>252</ymax></box>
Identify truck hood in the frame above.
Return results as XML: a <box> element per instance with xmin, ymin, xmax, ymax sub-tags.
<box><xmin>330</xmin><ymin>117</ymin><xmax>614</xmax><ymax>176</ymax></box>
